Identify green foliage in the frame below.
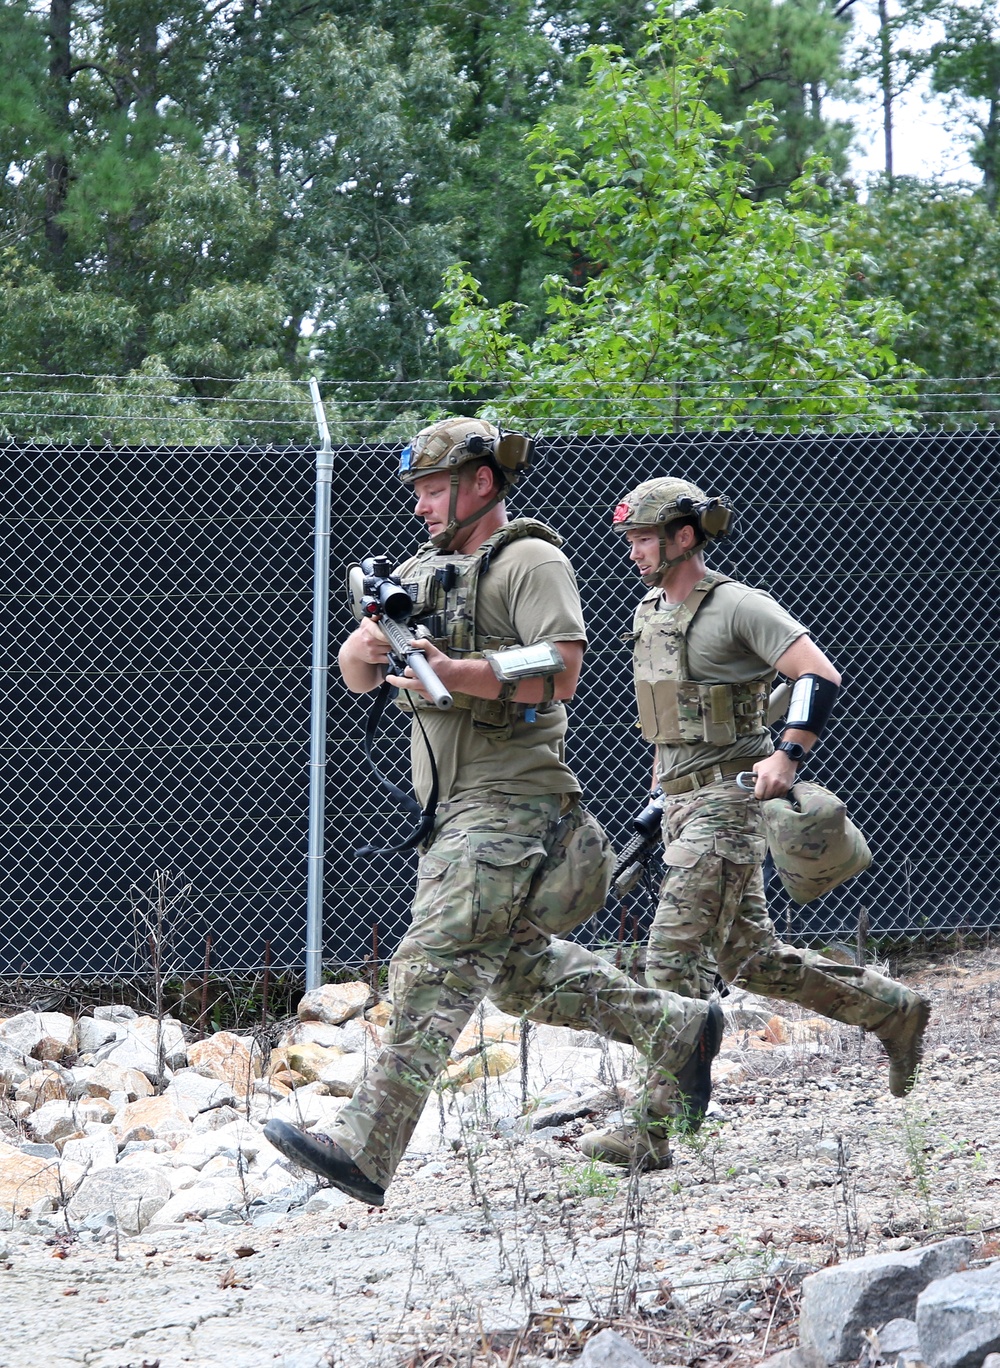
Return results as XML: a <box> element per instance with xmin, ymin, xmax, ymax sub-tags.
<box><xmin>710</xmin><ymin>0</ymin><xmax>855</xmax><ymax>194</ymax></box>
<box><xmin>442</xmin><ymin>3</ymin><xmax>914</xmax><ymax>434</ymax></box>
<box><xmin>845</xmin><ymin>177</ymin><xmax>1000</xmax><ymax>419</ymax></box>
<box><xmin>927</xmin><ymin>0</ymin><xmax>1000</xmax><ymax>209</ymax></box>
<box><xmin>560</xmin><ymin>1159</ymin><xmax>621</xmax><ymax>1197</ymax></box>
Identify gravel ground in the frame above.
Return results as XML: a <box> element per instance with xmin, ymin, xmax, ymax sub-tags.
<box><xmin>4</xmin><ymin>947</ymin><xmax>999</xmax><ymax>1368</ymax></box>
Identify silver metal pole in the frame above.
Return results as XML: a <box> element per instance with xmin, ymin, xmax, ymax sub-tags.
<box><xmin>305</xmin><ymin>377</ymin><xmax>333</xmax><ymax>991</ymax></box>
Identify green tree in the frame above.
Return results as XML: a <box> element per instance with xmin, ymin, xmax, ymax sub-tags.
<box><xmin>442</xmin><ymin>3</ymin><xmax>913</xmax><ymax>433</ymax></box>
<box><xmin>845</xmin><ymin>177</ymin><xmax>1000</xmax><ymax>419</ymax></box>
<box><xmin>927</xmin><ymin>0</ymin><xmax>1000</xmax><ymax>210</ymax></box>
<box><xmin>710</xmin><ymin>0</ymin><xmax>856</xmax><ymax>196</ymax></box>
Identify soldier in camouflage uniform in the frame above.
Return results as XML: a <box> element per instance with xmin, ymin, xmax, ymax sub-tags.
<box><xmin>265</xmin><ymin>424</ymin><xmax>721</xmax><ymax>1200</ymax></box>
<box><xmin>580</xmin><ymin>477</ymin><xmax>930</xmax><ymax>1167</ymax></box>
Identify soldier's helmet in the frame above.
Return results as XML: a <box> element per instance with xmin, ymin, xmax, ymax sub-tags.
<box><xmin>399</xmin><ymin>417</ymin><xmax>532</xmax><ymax>489</ymax></box>
<box><xmin>612</xmin><ymin>477</ymin><xmax>734</xmax><ymax>544</ymax></box>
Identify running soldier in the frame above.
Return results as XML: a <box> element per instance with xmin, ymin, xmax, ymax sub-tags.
<box><xmin>580</xmin><ymin>477</ymin><xmax>930</xmax><ymax>1166</ymax></box>
<box><xmin>266</xmin><ymin>425</ymin><xmax>721</xmax><ymax>1196</ymax></box>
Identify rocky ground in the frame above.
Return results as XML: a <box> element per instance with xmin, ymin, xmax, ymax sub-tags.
<box><xmin>1</xmin><ymin>946</ymin><xmax>998</xmax><ymax>1368</ymax></box>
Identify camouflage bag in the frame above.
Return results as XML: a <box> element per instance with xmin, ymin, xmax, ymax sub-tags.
<box><xmin>761</xmin><ymin>781</ymin><xmax>872</xmax><ymax>904</ymax></box>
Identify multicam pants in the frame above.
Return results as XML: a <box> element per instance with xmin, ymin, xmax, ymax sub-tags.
<box><xmin>646</xmin><ymin>777</ymin><xmax>911</xmax><ymax>1027</ymax></box>
<box><xmin>326</xmin><ymin>791</ymin><xmax>709</xmax><ymax>1190</ymax></box>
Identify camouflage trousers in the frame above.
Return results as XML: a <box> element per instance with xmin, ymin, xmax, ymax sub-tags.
<box><xmin>646</xmin><ymin>777</ymin><xmax>910</xmax><ymax>1027</ymax></box>
<box><xmin>326</xmin><ymin>792</ymin><xmax>709</xmax><ymax>1190</ymax></box>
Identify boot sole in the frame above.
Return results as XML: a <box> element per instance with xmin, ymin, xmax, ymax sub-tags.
<box><xmin>263</xmin><ymin>1119</ymin><xmax>385</xmax><ymax>1206</ymax></box>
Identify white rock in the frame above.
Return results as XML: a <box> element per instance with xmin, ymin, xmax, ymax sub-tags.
<box><xmin>26</xmin><ymin>1100</ymin><xmax>79</xmax><ymax>1145</ymax></box>
<box><xmin>145</xmin><ymin>1176</ymin><xmax>262</xmax><ymax>1229</ymax></box>
<box><xmin>316</xmin><ymin>1052</ymin><xmax>367</xmax><ymax>1097</ymax></box>
<box><xmin>76</xmin><ymin>1018</ymin><xmax>122</xmax><ymax>1054</ymax></box>
<box><xmin>164</xmin><ymin>1165</ymin><xmax>205</xmax><ymax>1194</ymax></box>
<box><xmin>61</xmin><ymin>1130</ymin><xmax>119</xmax><ymax>1171</ymax></box>
<box><xmin>296</xmin><ymin>982</ymin><xmax>371</xmax><ymax>1025</ymax></box>
<box><xmin>0</xmin><ymin>1012</ymin><xmax>43</xmax><ymax>1057</ymax></box>
<box><xmin>67</xmin><ymin>1165</ymin><xmax>171</xmax><ymax>1234</ymax></box>
<box><xmin>164</xmin><ymin>1069</ymin><xmax>237</xmax><ymax>1119</ymax></box>
<box><xmin>36</xmin><ymin>1012</ymin><xmax>77</xmax><ymax>1061</ymax></box>
<box><xmin>93</xmin><ymin>1006</ymin><xmax>138</xmax><ymax>1022</ymax></box>
<box><xmin>267</xmin><ymin>1089</ymin><xmax>348</xmax><ymax>1130</ymax></box>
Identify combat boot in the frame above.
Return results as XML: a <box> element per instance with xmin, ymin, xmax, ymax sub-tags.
<box><xmin>644</xmin><ymin>997</ymin><xmax>724</xmax><ymax>1133</ymax></box>
<box><xmin>577</xmin><ymin>998</ymin><xmax>723</xmax><ymax>1168</ymax></box>
<box><xmin>577</xmin><ymin>1123</ymin><xmax>673</xmax><ymax>1170</ymax></box>
<box><xmin>263</xmin><ymin>1119</ymin><xmax>385</xmax><ymax>1205</ymax></box>
<box><xmin>871</xmin><ymin>989</ymin><xmax>931</xmax><ymax>1097</ymax></box>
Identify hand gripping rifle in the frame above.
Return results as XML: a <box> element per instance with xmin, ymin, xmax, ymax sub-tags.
<box><xmin>347</xmin><ymin>556</ymin><xmax>452</xmax><ymax>856</ymax></box>
<box><xmin>347</xmin><ymin>556</ymin><xmax>452</xmax><ymax>709</ymax></box>
<box><xmin>610</xmin><ymin>680</ymin><xmax>794</xmax><ymax>899</ymax></box>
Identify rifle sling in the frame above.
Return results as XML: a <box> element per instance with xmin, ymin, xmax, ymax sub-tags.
<box><xmin>355</xmin><ymin>680</ymin><xmax>440</xmax><ymax>857</ymax></box>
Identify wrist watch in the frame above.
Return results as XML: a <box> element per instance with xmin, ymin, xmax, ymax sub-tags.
<box><xmin>775</xmin><ymin>740</ymin><xmax>807</xmax><ymax>763</ymax></box>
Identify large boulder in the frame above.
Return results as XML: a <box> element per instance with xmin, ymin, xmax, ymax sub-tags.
<box><xmin>296</xmin><ymin>982</ymin><xmax>371</xmax><ymax>1025</ymax></box>
<box><xmin>145</xmin><ymin>1176</ymin><xmax>261</xmax><ymax>1230</ymax></box>
<box><xmin>164</xmin><ymin>1069</ymin><xmax>237</xmax><ymax>1120</ymax></box>
<box><xmin>111</xmin><ymin>1095</ymin><xmax>191</xmax><ymax>1147</ymax></box>
<box><xmin>67</xmin><ymin>1165</ymin><xmax>171</xmax><ymax>1234</ymax></box>
<box><xmin>916</xmin><ymin>1260</ymin><xmax>1000</xmax><ymax>1368</ymax></box>
<box><xmin>36</xmin><ymin>1012</ymin><xmax>77</xmax><ymax>1062</ymax></box>
<box><xmin>0</xmin><ymin>1012</ymin><xmax>44</xmax><ymax>1058</ymax></box>
<box><xmin>186</xmin><ymin>1031</ymin><xmax>257</xmax><ymax>1097</ymax></box>
<box><xmin>61</xmin><ymin>1129</ymin><xmax>119</xmax><ymax>1171</ymax></box>
<box><xmin>76</xmin><ymin>1017</ymin><xmax>122</xmax><ymax>1055</ymax></box>
<box><xmin>581</xmin><ymin>1329</ymin><xmax>656</xmax><ymax>1367</ymax></box>
<box><xmin>84</xmin><ymin>1061</ymin><xmax>154</xmax><ymax>1102</ymax></box>
<box><xmin>284</xmin><ymin>1042</ymin><xmax>344</xmax><ymax>1084</ymax></box>
<box><xmin>26</xmin><ymin>1100</ymin><xmax>80</xmax><ymax>1146</ymax></box>
<box><xmin>799</xmin><ymin>1238</ymin><xmax>973</xmax><ymax>1364</ymax></box>
<box><xmin>15</xmin><ymin>1070</ymin><xmax>67</xmax><ymax>1107</ymax></box>
<box><xmin>104</xmin><ymin>1015</ymin><xmax>187</xmax><ymax>1076</ymax></box>
<box><xmin>0</xmin><ymin>1139</ymin><xmax>83</xmax><ymax>1216</ymax></box>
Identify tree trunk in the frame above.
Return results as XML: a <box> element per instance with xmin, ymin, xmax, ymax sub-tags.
<box><xmin>44</xmin><ymin>0</ymin><xmax>72</xmax><ymax>267</ymax></box>
<box><xmin>878</xmin><ymin>0</ymin><xmax>894</xmax><ymax>185</ymax></box>
<box><xmin>984</xmin><ymin>98</ymin><xmax>999</xmax><ymax>213</ymax></box>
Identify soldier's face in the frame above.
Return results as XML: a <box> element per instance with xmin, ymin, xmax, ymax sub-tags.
<box><xmin>412</xmin><ymin>472</ymin><xmax>453</xmax><ymax>540</ymax></box>
<box><xmin>412</xmin><ymin>467</ymin><xmax>490</xmax><ymax>544</ymax></box>
<box><xmin>626</xmin><ymin>527</ymin><xmax>671</xmax><ymax>577</ymax></box>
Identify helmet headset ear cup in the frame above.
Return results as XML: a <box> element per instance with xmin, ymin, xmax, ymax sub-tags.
<box><xmin>698</xmin><ymin>496</ymin><xmax>734</xmax><ymax>541</ymax></box>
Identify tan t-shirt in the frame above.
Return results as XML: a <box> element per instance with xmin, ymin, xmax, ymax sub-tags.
<box><xmin>401</xmin><ymin>538</ymin><xmax>588</xmax><ymax>805</ymax></box>
<box><xmin>642</xmin><ymin>579</ymin><xmax>808</xmax><ymax>784</ymax></box>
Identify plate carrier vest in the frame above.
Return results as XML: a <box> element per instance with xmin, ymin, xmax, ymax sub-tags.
<box><xmin>395</xmin><ymin>518</ymin><xmax>564</xmax><ymax>739</ymax></box>
<box><xmin>629</xmin><ymin>571</ymin><xmax>772</xmax><ymax>745</ymax></box>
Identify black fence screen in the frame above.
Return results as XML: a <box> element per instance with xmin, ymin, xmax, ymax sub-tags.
<box><xmin>1</xmin><ymin>431</ymin><xmax>996</xmax><ymax>980</ymax></box>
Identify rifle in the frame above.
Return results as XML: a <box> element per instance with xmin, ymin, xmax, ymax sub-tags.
<box><xmin>347</xmin><ymin>556</ymin><xmax>452</xmax><ymax>709</ymax></box>
<box><xmin>610</xmin><ymin>680</ymin><xmax>794</xmax><ymax>899</ymax></box>
<box><xmin>611</xmin><ymin>789</ymin><xmax>666</xmax><ymax>899</ymax></box>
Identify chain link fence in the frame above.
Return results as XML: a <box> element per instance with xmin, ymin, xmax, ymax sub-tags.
<box><xmin>1</xmin><ymin>425</ymin><xmax>996</xmax><ymax>982</ymax></box>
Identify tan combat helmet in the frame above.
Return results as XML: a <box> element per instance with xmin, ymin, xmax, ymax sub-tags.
<box><xmin>611</xmin><ymin>476</ymin><xmax>734</xmax><ymax>586</ymax></box>
<box><xmin>399</xmin><ymin>417</ymin><xmax>533</xmax><ymax>549</ymax></box>
<box><xmin>761</xmin><ymin>781</ymin><xmax>873</xmax><ymax>904</ymax></box>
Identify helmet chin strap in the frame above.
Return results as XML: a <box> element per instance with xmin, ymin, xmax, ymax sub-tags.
<box><xmin>639</xmin><ymin>528</ymin><xmax>700</xmax><ymax>587</ymax></box>
<box><xmin>430</xmin><ymin>470</ymin><xmax>505</xmax><ymax>550</ymax></box>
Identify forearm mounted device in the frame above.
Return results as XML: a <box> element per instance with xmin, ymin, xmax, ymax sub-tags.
<box><xmin>484</xmin><ymin>642</ymin><xmax>566</xmax><ymax>703</ymax></box>
<box><xmin>782</xmin><ymin>674</ymin><xmax>839</xmax><ymax>737</ymax></box>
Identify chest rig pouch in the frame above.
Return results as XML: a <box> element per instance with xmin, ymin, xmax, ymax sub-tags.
<box><xmin>628</xmin><ymin>571</ymin><xmax>771</xmax><ymax>745</ymax></box>
<box><xmin>395</xmin><ymin>519</ymin><xmax>564</xmax><ymax>740</ymax></box>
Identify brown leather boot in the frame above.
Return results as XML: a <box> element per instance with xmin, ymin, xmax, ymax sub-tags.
<box><xmin>872</xmin><ymin>990</ymin><xmax>931</xmax><ymax>1097</ymax></box>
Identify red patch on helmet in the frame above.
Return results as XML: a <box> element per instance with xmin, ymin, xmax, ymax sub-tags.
<box><xmin>612</xmin><ymin>501</ymin><xmax>632</xmax><ymax>524</ymax></box>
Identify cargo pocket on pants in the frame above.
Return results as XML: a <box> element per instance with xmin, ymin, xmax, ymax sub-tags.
<box><xmin>469</xmin><ymin>834</ymin><xmax>547</xmax><ymax>944</ymax></box>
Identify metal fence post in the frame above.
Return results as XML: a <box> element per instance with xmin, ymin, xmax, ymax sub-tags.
<box><xmin>305</xmin><ymin>378</ymin><xmax>333</xmax><ymax>991</ymax></box>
